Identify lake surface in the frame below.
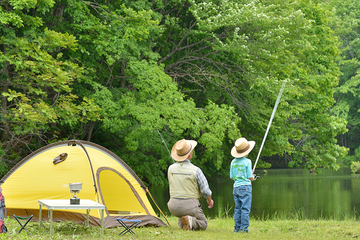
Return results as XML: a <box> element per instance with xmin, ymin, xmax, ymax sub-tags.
<box><xmin>148</xmin><ymin>168</ymin><xmax>360</xmax><ymax>219</ymax></box>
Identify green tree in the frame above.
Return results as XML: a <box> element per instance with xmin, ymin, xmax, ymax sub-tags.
<box><xmin>0</xmin><ymin>0</ymin><xmax>348</xmax><ymax>185</ymax></box>
<box><xmin>149</xmin><ymin>0</ymin><xmax>348</xmax><ymax>172</ymax></box>
<box><xmin>1</xmin><ymin>0</ymin><xmax>242</xmax><ymax>184</ymax></box>
<box><xmin>0</xmin><ymin>0</ymin><xmax>101</xmax><ymax>166</ymax></box>
<box><xmin>323</xmin><ymin>0</ymin><xmax>360</xmax><ymax>166</ymax></box>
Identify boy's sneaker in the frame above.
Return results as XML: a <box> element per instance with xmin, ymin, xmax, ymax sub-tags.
<box><xmin>181</xmin><ymin>215</ymin><xmax>193</xmax><ymax>230</ymax></box>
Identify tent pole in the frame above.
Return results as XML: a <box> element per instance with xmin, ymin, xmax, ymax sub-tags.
<box><xmin>145</xmin><ymin>188</ymin><xmax>172</xmax><ymax>227</ymax></box>
<box><xmin>68</xmin><ymin>140</ymin><xmax>100</xmax><ymax>202</ymax></box>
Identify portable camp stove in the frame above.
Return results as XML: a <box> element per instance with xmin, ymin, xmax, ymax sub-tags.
<box><xmin>69</xmin><ymin>183</ymin><xmax>82</xmax><ymax>205</ymax></box>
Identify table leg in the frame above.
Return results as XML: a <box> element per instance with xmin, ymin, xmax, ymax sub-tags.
<box><xmin>100</xmin><ymin>209</ymin><xmax>104</xmax><ymax>235</ymax></box>
<box><xmin>50</xmin><ymin>209</ymin><xmax>53</xmax><ymax>235</ymax></box>
<box><xmin>86</xmin><ymin>209</ymin><xmax>89</xmax><ymax>227</ymax></box>
<box><xmin>39</xmin><ymin>204</ymin><xmax>42</xmax><ymax>227</ymax></box>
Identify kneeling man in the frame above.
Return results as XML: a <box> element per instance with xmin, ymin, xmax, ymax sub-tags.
<box><xmin>167</xmin><ymin>139</ymin><xmax>214</xmax><ymax>230</ymax></box>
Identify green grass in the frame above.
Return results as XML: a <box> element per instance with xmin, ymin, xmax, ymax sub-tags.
<box><xmin>1</xmin><ymin>214</ymin><xmax>360</xmax><ymax>239</ymax></box>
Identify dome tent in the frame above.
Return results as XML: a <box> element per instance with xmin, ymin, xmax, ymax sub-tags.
<box><xmin>0</xmin><ymin>140</ymin><xmax>166</xmax><ymax>228</ymax></box>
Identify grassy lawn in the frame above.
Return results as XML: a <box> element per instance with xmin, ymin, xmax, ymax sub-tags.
<box><xmin>1</xmin><ymin>215</ymin><xmax>360</xmax><ymax>239</ymax></box>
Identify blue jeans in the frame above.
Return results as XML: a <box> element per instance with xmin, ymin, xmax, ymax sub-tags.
<box><xmin>233</xmin><ymin>185</ymin><xmax>252</xmax><ymax>232</ymax></box>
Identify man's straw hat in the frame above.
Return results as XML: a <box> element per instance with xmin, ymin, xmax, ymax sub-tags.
<box><xmin>171</xmin><ymin>139</ymin><xmax>197</xmax><ymax>161</ymax></box>
<box><xmin>231</xmin><ymin>138</ymin><xmax>255</xmax><ymax>158</ymax></box>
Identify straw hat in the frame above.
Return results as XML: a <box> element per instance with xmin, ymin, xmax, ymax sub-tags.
<box><xmin>171</xmin><ymin>139</ymin><xmax>197</xmax><ymax>161</ymax></box>
<box><xmin>231</xmin><ymin>138</ymin><xmax>255</xmax><ymax>158</ymax></box>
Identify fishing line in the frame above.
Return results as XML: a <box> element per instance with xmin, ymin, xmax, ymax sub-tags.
<box><xmin>253</xmin><ymin>82</ymin><xmax>286</xmax><ymax>173</ymax></box>
<box><xmin>155</xmin><ymin>126</ymin><xmax>174</xmax><ymax>163</ymax></box>
<box><xmin>153</xmin><ymin>126</ymin><xmax>174</xmax><ymax>226</ymax></box>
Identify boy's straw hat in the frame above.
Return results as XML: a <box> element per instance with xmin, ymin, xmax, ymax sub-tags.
<box><xmin>171</xmin><ymin>139</ymin><xmax>197</xmax><ymax>161</ymax></box>
<box><xmin>231</xmin><ymin>138</ymin><xmax>255</xmax><ymax>158</ymax></box>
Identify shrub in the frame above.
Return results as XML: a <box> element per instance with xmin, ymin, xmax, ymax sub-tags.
<box><xmin>350</xmin><ymin>161</ymin><xmax>360</xmax><ymax>174</ymax></box>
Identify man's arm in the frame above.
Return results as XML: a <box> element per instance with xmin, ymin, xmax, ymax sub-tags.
<box><xmin>196</xmin><ymin>168</ymin><xmax>212</xmax><ymax>198</ymax></box>
<box><xmin>196</xmin><ymin>168</ymin><xmax>214</xmax><ymax>208</ymax></box>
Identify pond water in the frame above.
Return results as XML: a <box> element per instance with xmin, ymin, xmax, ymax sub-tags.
<box><xmin>148</xmin><ymin>168</ymin><xmax>360</xmax><ymax>219</ymax></box>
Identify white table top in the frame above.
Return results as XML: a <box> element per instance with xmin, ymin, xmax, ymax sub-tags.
<box><xmin>38</xmin><ymin>199</ymin><xmax>105</xmax><ymax>210</ymax></box>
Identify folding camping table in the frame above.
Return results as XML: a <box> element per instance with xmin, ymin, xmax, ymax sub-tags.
<box><xmin>38</xmin><ymin>199</ymin><xmax>105</xmax><ymax>235</ymax></box>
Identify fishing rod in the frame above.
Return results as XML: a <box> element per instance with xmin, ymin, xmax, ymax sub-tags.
<box><xmin>253</xmin><ymin>82</ymin><xmax>286</xmax><ymax>173</ymax></box>
<box><xmin>155</xmin><ymin>126</ymin><xmax>174</xmax><ymax>163</ymax></box>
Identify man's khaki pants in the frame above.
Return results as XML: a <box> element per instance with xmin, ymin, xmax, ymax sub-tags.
<box><xmin>167</xmin><ymin>198</ymin><xmax>207</xmax><ymax>230</ymax></box>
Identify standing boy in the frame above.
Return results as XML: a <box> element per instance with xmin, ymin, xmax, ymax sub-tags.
<box><xmin>230</xmin><ymin>137</ymin><xmax>255</xmax><ymax>233</ymax></box>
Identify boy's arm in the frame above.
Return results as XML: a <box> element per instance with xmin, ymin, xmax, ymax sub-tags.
<box><xmin>247</xmin><ymin>159</ymin><xmax>254</xmax><ymax>181</ymax></box>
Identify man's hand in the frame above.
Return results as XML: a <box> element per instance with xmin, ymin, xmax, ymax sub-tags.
<box><xmin>206</xmin><ymin>196</ymin><xmax>214</xmax><ymax>209</ymax></box>
<box><xmin>208</xmin><ymin>199</ymin><xmax>214</xmax><ymax>209</ymax></box>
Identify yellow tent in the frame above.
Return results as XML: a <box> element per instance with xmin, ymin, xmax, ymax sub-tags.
<box><xmin>1</xmin><ymin>140</ymin><xmax>166</xmax><ymax>228</ymax></box>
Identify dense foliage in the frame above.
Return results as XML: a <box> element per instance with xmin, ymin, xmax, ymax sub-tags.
<box><xmin>0</xmin><ymin>0</ymin><xmax>349</xmax><ymax>185</ymax></box>
<box><xmin>323</xmin><ymin>0</ymin><xmax>360</xmax><ymax>167</ymax></box>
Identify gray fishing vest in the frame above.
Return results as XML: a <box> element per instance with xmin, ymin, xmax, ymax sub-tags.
<box><xmin>168</xmin><ymin>161</ymin><xmax>201</xmax><ymax>199</ymax></box>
